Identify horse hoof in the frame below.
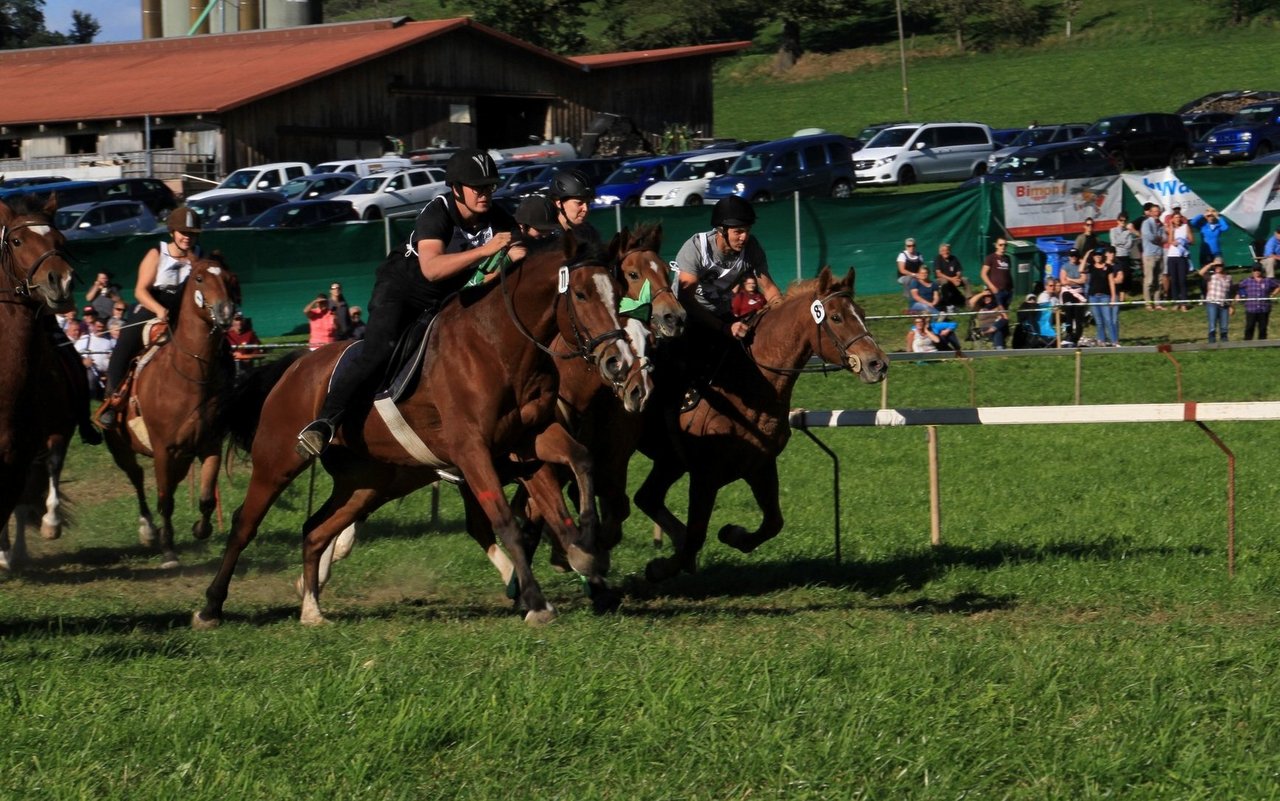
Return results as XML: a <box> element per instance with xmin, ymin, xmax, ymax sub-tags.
<box><xmin>160</xmin><ymin>555</ymin><xmax>180</xmax><ymax>570</ymax></box>
<box><xmin>591</xmin><ymin>589</ymin><xmax>622</xmax><ymax>615</ymax></box>
<box><xmin>300</xmin><ymin>613</ymin><xmax>330</xmax><ymax>627</ymax></box>
<box><xmin>0</xmin><ymin>551</ymin><xmax>11</xmax><ymax>571</ymax></box>
<box><xmin>191</xmin><ymin>520</ymin><xmax>212</xmax><ymax>541</ymax></box>
<box><xmin>191</xmin><ymin>611</ymin><xmax>221</xmax><ymax>630</ymax></box>
<box><xmin>524</xmin><ymin>607</ymin><xmax>558</xmax><ymax>626</ymax></box>
<box><xmin>718</xmin><ymin>524</ymin><xmax>751</xmax><ymax>552</ymax></box>
<box><xmin>549</xmin><ymin>549</ymin><xmax>571</xmax><ymax>573</ymax></box>
<box><xmin>40</xmin><ymin>522</ymin><xmax>62</xmax><ymax>541</ymax></box>
<box><xmin>139</xmin><ymin>525</ymin><xmax>157</xmax><ymax>547</ymax></box>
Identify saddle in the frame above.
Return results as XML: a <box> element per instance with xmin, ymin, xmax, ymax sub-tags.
<box><xmin>93</xmin><ymin>321</ymin><xmax>170</xmax><ymax>433</ymax></box>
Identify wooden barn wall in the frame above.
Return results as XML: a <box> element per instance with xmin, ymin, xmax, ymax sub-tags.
<box><xmin>575</xmin><ymin>58</ymin><xmax>716</xmax><ymax>143</ymax></box>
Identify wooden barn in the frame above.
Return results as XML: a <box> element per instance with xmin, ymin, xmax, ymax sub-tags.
<box><xmin>0</xmin><ymin>17</ymin><xmax>749</xmax><ymax>179</ymax></box>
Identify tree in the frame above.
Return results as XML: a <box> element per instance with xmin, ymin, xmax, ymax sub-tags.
<box><xmin>68</xmin><ymin>10</ymin><xmax>99</xmax><ymax>44</ymax></box>
<box><xmin>1213</xmin><ymin>0</ymin><xmax>1280</xmax><ymax>25</ymax></box>
<box><xmin>0</xmin><ymin>0</ymin><xmax>100</xmax><ymax>48</ymax></box>
<box><xmin>596</xmin><ymin>0</ymin><xmax>762</xmax><ymax>52</ymax></box>
<box><xmin>917</xmin><ymin>0</ymin><xmax>991</xmax><ymax>53</ymax></box>
<box><xmin>468</xmin><ymin>0</ymin><xmax>589</xmax><ymax>54</ymax></box>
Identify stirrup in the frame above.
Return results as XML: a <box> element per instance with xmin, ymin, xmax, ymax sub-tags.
<box><xmin>296</xmin><ymin>418</ymin><xmax>335</xmax><ymax>458</ymax></box>
<box><xmin>94</xmin><ymin>394</ymin><xmax>123</xmax><ymax>431</ymax></box>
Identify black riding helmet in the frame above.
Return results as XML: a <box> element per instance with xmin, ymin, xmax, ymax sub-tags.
<box><xmin>548</xmin><ymin>168</ymin><xmax>594</xmax><ymax>200</ymax></box>
<box><xmin>711</xmin><ymin>196</ymin><xmax>756</xmax><ymax>228</ymax></box>
<box><xmin>514</xmin><ymin>196</ymin><xmax>559</xmax><ymax>231</ymax></box>
<box><xmin>444</xmin><ymin>148</ymin><xmax>501</xmax><ymax>187</ymax></box>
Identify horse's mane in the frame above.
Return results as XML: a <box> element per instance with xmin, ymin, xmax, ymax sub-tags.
<box><xmin>625</xmin><ymin>221</ymin><xmax>662</xmax><ymax>253</ymax></box>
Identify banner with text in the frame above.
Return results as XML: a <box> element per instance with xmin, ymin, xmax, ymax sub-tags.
<box><xmin>1002</xmin><ymin>176</ymin><xmax>1122</xmax><ymax>237</ymax></box>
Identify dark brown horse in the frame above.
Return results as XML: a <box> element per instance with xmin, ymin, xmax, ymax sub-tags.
<box><xmin>194</xmin><ymin>236</ymin><xmax>636</xmax><ymax>628</ymax></box>
<box><xmin>635</xmin><ymin>266</ymin><xmax>888</xmax><ymax>581</ymax></box>
<box><xmin>103</xmin><ymin>254</ymin><xmax>239</xmax><ymax>568</ymax></box>
<box><xmin>0</xmin><ymin>196</ymin><xmax>77</xmax><ymax>570</ymax></box>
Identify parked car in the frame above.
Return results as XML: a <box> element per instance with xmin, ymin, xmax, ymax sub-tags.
<box><xmin>0</xmin><ymin>175</ymin><xmax>69</xmax><ymax>189</ymax></box>
<box><xmin>991</xmin><ymin>128</ymin><xmax>1024</xmax><ymax>147</ymax></box>
<box><xmin>278</xmin><ymin>172</ymin><xmax>358</xmax><ymax>201</ymax></box>
<box><xmin>1181</xmin><ymin>111</ymin><xmax>1234</xmax><ymax>145</ymax></box>
<box><xmin>640</xmin><ymin>150</ymin><xmax>743</xmax><ymax>207</ymax></box>
<box><xmin>704</xmin><ymin>133</ymin><xmax>857</xmax><ymax>203</ymax></box>
<box><xmin>978</xmin><ymin>141</ymin><xmax>1120</xmax><ymax>183</ymax></box>
<box><xmin>54</xmin><ymin>200</ymin><xmax>159</xmax><ymax>239</ymax></box>
<box><xmin>593</xmin><ymin>154</ymin><xmax>698</xmax><ymax>208</ymax></box>
<box><xmin>1076</xmin><ymin>113</ymin><xmax>1191</xmax><ymax>169</ymax></box>
<box><xmin>853</xmin><ymin>123</ymin><xmax>995</xmax><ymax>186</ymax></box>
<box><xmin>1192</xmin><ymin>102</ymin><xmax>1280</xmax><ymax>165</ymax></box>
<box><xmin>5</xmin><ymin>179</ymin><xmax>105</xmax><ymax>208</ymax></box>
<box><xmin>187</xmin><ymin>161</ymin><xmax>311</xmax><ymax>202</ymax></box>
<box><xmin>337</xmin><ymin>167</ymin><xmax>447</xmax><ymax>220</ymax></box>
<box><xmin>98</xmin><ymin>177</ymin><xmax>178</xmax><ymax>218</ymax></box>
<box><xmin>491</xmin><ymin>158</ymin><xmax>623</xmax><ymax>213</ymax></box>
<box><xmin>312</xmin><ymin>157</ymin><xmax>412</xmax><ymax>177</ymax></box>
<box><xmin>986</xmin><ymin>124</ymin><xmax>1090</xmax><ymax>172</ymax></box>
<box><xmin>854</xmin><ymin>122</ymin><xmax>908</xmax><ymax>146</ymax></box>
<box><xmin>187</xmin><ymin>190</ymin><xmax>287</xmax><ymax>229</ymax></box>
<box><xmin>248</xmin><ymin>199</ymin><xmax>358</xmax><ymax>228</ymax></box>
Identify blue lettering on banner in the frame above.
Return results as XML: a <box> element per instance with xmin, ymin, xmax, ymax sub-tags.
<box><xmin>1142</xmin><ymin>177</ymin><xmax>1190</xmax><ymax>195</ymax></box>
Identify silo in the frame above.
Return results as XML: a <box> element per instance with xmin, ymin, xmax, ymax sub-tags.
<box><xmin>160</xmin><ymin>0</ymin><xmax>187</xmax><ymax>36</ymax></box>
<box><xmin>265</xmin><ymin>0</ymin><xmax>322</xmax><ymax>28</ymax></box>
<box><xmin>142</xmin><ymin>0</ymin><xmax>162</xmax><ymax>39</ymax></box>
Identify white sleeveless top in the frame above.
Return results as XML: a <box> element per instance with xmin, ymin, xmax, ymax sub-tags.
<box><xmin>154</xmin><ymin>241</ymin><xmax>196</xmax><ymax>289</ymax></box>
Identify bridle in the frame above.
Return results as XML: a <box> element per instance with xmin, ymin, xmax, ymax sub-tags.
<box><xmin>0</xmin><ymin>218</ymin><xmax>73</xmax><ymax>303</ymax></box>
<box><xmin>172</xmin><ymin>263</ymin><xmax>235</xmax><ymax>385</ymax></box>
<box><xmin>746</xmin><ymin>289</ymin><xmax>876</xmax><ymax>376</ymax></box>
<box><xmin>615</xmin><ymin>246</ymin><xmax>677</xmax><ymax>310</ymax></box>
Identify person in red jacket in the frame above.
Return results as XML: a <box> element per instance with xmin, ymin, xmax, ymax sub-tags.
<box><xmin>730</xmin><ymin>275</ymin><xmax>766</xmax><ymax>320</ymax></box>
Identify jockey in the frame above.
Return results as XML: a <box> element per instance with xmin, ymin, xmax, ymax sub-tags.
<box><xmin>296</xmin><ymin>148</ymin><xmax>523</xmax><ymax>457</ymax></box>
<box><xmin>547</xmin><ymin>168</ymin><xmax>602</xmax><ymax>249</ymax></box>
<box><xmin>513</xmin><ymin>195</ymin><xmax>561</xmax><ymax>240</ymax></box>
<box><xmin>674</xmin><ymin>196</ymin><xmax>780</xmax><ymax>339</ymax></box>
<box><xmin>99</xmin><ymin>207</ymin><xmax>202</xmax><ymax>428</ymax></box>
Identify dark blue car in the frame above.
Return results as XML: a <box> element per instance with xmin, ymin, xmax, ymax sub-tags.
<box><xmin>591</xmin><ymin>154</ymin><xmax>690</xmax><ymax>209</ymax></box>
<box><xmin>1193</xmin><ymin>102</ymin><xmax>1280</xmax><ymax>165</ymax></box>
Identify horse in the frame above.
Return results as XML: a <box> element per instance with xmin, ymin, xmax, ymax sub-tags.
<box><xmin>102</xmin><ymin>254</ymin><xmax>239</xmax><ymax>568</ymax></box>
<box><xmin>0</xmin><ymin>195</ymin><xmax>78</xmax><ymax>571</ymax></box>
<box><xmin>635</xmin><ymin>266</ymin><xmax>889</xmax><ymax>582</ymax></box>
<box><xmin>193</xmin><ymin>234</ymin><xmax>637</xmax><ymax>628</ymax></box>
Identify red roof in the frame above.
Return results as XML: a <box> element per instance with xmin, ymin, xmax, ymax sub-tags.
<box><xmin>0</xmin><ymin>18</ymin><xmax>749</xmax><ymax>127</ymax></box>
<box><xmin>572</xmin><ymin>41</ymin><xmax>752</xmax><ymax>69</ymax></box>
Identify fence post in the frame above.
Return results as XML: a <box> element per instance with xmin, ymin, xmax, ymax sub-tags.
<box><xmin>927</xmin><ymin>425</ymin><xmax>941</xmax><ymax>546</ymax></box>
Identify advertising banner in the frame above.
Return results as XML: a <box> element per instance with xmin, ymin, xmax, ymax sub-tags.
<box><xmin>1221</xmin><ymin>164</ymin><xmax>1280</xmax><ymax>233</ymax></box>
<box><xmin>1122</xmin><ymin>168</ymin><xmax>1214</xmax><ymax>219</ymax></box>
<box><xmin>1002</xmin><ymin>176</ymin><xmax>1122</xmax><ymax>237</ymax></box>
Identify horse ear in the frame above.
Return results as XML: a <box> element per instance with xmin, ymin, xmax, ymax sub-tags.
<box><xmin>44</xmin><ymin>192</ymin><xmax>59</xmax><ymax>215</ymax></box>
<box><xmin>607</xmin><ymin>229</ymin><xmax>625</xmax><ymax>262</ymax></box>
<box><xmin>816</xmin><ymin>265</ymin><xmax>833</xmax><ymax>294</ymax></box>
<box><xmin>843</xmin><ymin>266</ymin><xmax>857</xmax><ymax>298</ymax></box>
<box><xmin>653</xmin><ymin>222</ymin><xmax>663</xmax><ymax>252</ymax></box>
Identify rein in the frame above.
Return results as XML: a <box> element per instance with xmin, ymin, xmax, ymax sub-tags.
<box><xmin>498</xmin><ymin>248</ymin><xmax>628</xmax><ymax>364</ymax></box>
<box><xmin>167</xmin><ymin>272</ymin><xmax>234</xmax><ymax>386</ymax></box>
<box><xmin>744</xmin><ymin>289</ymin><xmax>873</xmax><ymax>376</ymax></box>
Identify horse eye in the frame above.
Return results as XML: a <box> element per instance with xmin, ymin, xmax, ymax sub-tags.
<box><xmin>831</xmin><ymin>313</ymin><xmax>843</xmax><ymax>323</ymax></box>
<box><xmin>628</xmin><ymin>271</ymin><xmax>640</xmax><ymax>280</ymax></box>
<box><xmin>195</xmin><ymin>276</ymin><xmax>203</xmax><ymax>283</ymax></box>
<box><xmin>574</xmin><ymin>290</ymin><xmax>587</xmax><ymax>301</ymax></box>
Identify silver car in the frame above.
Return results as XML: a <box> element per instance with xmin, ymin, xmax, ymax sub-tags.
<box><xmin>55</xmin><ymin>200</ymin><xmax>159</xmax><ymax>239</ymax></box>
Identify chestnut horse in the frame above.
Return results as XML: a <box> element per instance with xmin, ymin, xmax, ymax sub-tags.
<box><xmin>636</xmin><ymin>266</ymin><xmax>888</xmax><ymax>581</ymax></box>
<box><xmin>103</xmin><ymin>254</ymin><xmax>239</xmax><ymax>568</ymax></box>
<box><xmin>0</xmin><ymin>195</ymin><xmax>77</xmax><ymax>570</ymax></box>
<box><xmin>194</xmin><ymin>235</ymin><xmax>636</xmax><ymax>628</ymax></box>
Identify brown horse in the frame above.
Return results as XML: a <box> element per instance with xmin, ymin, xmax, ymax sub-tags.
<box><xmin>194</xmin><ymin>235</ymin><xmax>636</xmax><ymax>628</ymax></box>
<box><xmin>0</xmin><ymin>195</ymin><xmax>77</xmax><ymax>570</ymax></box>
<box><xmin>103</xmin><ymin>254</ymin><xmax>239</xmax><ymax>568</ymax></box>
<box><xmin>635</xmin><ymin>266</ymin><xmax>888</xmax><ymax>581</ymax></box>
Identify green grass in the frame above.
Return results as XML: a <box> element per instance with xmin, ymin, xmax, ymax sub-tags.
<box><xmin>5</xmin><ymin>339</ymin><xmax>1280</xmax><ymax>798</ymax></box>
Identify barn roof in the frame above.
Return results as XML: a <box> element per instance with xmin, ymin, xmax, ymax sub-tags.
<box><xmin>0</xmin><ymin>17</ymin><xmax>750</xmax><ymax>127</ymax></box>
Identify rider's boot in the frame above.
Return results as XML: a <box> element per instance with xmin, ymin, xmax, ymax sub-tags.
<box><xmin>296</xmin><ymin>417</ymin><xmax>337</xmax><ymax>459</ymax></box>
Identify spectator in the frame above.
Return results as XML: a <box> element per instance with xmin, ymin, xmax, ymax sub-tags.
<box><xmin>980</xmin><ymin>237</ymin><xmax>1013</xmax><ymax>309</ymax></box>
<box><xmin>327</xmin><ymin>282</ymin><xmax>351</xmax><ymax>340</ymax></box>
<box><xmin>1030</xmin><ymin>277</ymin><xmax>1063</xmax><ymax>345</ymax></box>
<box><xmin>1084</xmin><ymin>249</ymin><xmax>1120</xmax><ymax>347</ymax></box>
<box><xmin>304</xmin><ymin>292</ymin><xmax>337</xmax><ymax>350</ymax></box>
<box><xmin>1189</xmin><ymin>208</ymin><xmax>1229</xmax><ymax>267</ymax></box>
<box><xmin>348</xmin><ymin>306</ymin><xmax>367</xmax><ymax>340</ymax></box>
<box><xmin>107</xmin><ymin>317</ymin><xmax>123</xmax><ymax>340</ymax></box>
<box><xmin>1109</xmin><ymin>213</ymin><xmax>1138</xmax><ymax>297</ymax></box>
<box><xmin>1260</xmin><ymin>226</ymin><xmax>1280</xmax><ymax>279</ymax></box>
<box><xmin>1058</xmin><ymin>250</ymin><xmax>1088</xmax><ymax>345</ymax></box>
<box><xmin>108</xmin><ymin>300</ymin><xmax>128</xmax><ymax>330</ymax></box>
<box><xmin>71</xmin><ymin>318</ymin><xmax>114</xmax><ymax>398</ymax></box>
<box><xmin>57</xmin><ymin>308</ymin><xmax>77</xmax><ymax>332</ymax></box>
<box><xmin>1164</xmin><ymin>211</ymin><xmax>1193</xmax><ymax>312</ymax></box>
<box><xmin>906</xmin><ymin>316</ymin><xmax>946</xmax><ymax>353</ymax></box>
<box><xmin>1140</xmin><ymin>202</ymin><xmax>1166</xmax><ymax>310</ymax></box>
<box><xmin>1073</xmin><ymin>217</ymin><xmax>1099</xmax><ymax>255</ymax></box>
<box><xmin>907</xmin><ymin>265</ymin><xmax>941</xmax><ymax>316</ymax></box>
<box><xmin>731</xmin><ymin>276</ymin><xmax>766</xmax><ymax>320</ymax></box>
<box><xmin>933</xmin><ymin>242</ymin><xmax>968</xmax><ymax>311</ymax></box>
<box><xmin>896</xmin><ymin>237</ymin><xmax>925</xmax><ymax>302</ymax></box>
<box><xmin>226</xmin><ymin>313</ymin><xmax>264</xmax><ymax>378</ymax></box>
<box><xmin>1235</xmin><ymin>264</ymin><xmax>1280</xmax><ymax>340</ymax></box>
<box><xmin>967</xmin><ymin>287</ymin><xmax>1009</xmax><ymax>349</ymax></box>
<box><xmin>1199</xmin><ymin>257</ymin><xmax>1233</xmax><ymax>343</ymax></box>
<box><xmin>85</xmin><ymin>270</ymin><xmax>123</xmax><ymax>320</ymax></box>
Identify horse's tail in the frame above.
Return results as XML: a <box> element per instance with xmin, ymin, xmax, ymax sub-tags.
<box><xmin>220</xmin><ymin>350</ymin><xmax>306</xmax><ymax>453</ymax></box>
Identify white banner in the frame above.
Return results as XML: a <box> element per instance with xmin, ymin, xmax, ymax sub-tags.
<box><xmin>1221</xmin><ymin>164</ymin><xmax>1280</xmax><ymax>233</ymax></box>
<box><xmin>1003</xmin><ymin>176</ymin><xmax>1122</xmax><ymax>238</ymax></box>
<box><xmin>1121</xmin><ymin>169</ymin><xmax>1213</xmax><ymax>219</ymax></box>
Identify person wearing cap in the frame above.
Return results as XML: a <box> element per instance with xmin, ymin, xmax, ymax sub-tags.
<box><xmin>100</xmin><ymin>206</ymin><xmax>203</xmax><ymax>427</ymax></box>
<box><xmin>296</xmin><ymin>148</ymin><xmax>522</xmax><ymax>457</ymax></box>
<box><xmin>1189</xmin><ymin>208</ymin><xmax>1230</xmax><ymax>267</ymax></box>
<box><xmin>1199</xmin><ymin>257</ymin><xmax>1234</xmax><ymax>343</ymax></box>
<box><xmin>513</xmin><ymin>195</ymin><xmax>560</xmax><ymax>241</ymax></box>
<box><xmin>674</xmin><ymin>196</ymin><xmax>779</xmax><ymax>339</ymax></box>
<box><xmin>1260</xmin><ymin>227</ymin><xmax>1280</xmax><ymax>279</ymax></box>
<box><xmin>1235</xmin><ymin>263</ymin><xmax>1280</xmax><ymax>340</ymax></box>
<box><xmin>546</xmin><ymin>168</ymin><xmax>601</xmax><ymax>248</ymax></box>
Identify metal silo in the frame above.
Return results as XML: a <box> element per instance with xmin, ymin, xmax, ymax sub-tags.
<box><xmin>265</xmin><ymin>0</ymin><xmax>322</xmax><ymax>28</ymax></box>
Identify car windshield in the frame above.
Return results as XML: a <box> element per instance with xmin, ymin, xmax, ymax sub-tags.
<box><xmin>501</xmin><ymin>167</ymin><xmax>548</xmax><ymax>189</ymax></box>
<box><xmin>866</xmin><ymin>127</ymin><xmax>919</xmax><ymax>148</ymax></box>
<box><xmin>1010</xmin><ymin>129</ymin><xmax>1056</xmax><ymax>148</ymax></box>
<box><xmin>1232</xmin><ymin>105</ymin><xmax>1277</xmax><ymax>125</ymax></box>
<box><xmin>666</xmin><ymin>160</ymin><xmax>714</xmax><ymax>181</ymax></box>
<box><xmin>728</xmin><ymin>151</ymin><xmax>775</xmax><ymax>176</ymax></box>
<box><xmin>603</xmin><ymin>165</ymin><xmax>651</xmax><ymax>184</ymax></box>
<box><xmin>54</xmin><ymin>208</ymin><xmax>87</xmax><ymax>229</ymax></box>
<box><xmin>856</xmin><ymin>126</ymin><xmax>886</xmax><ymax>143</ymax></box>
<box><xmin>280</xmin><ymin>178</ymin><xmax>312</xmax><ymax>199</ymax></box>
<box><xmin>312</xmin><ymin>165</ymin><xmax>337</xmax><ymax>173</ymax></box>
<box><xmin>347</xmin><ymin>176</ymin><xmax>385</xmax><ymax>194</ymax></box>
<box><xmin>996</xmin><ymin>154</ymin><xmax>1040</xmax><ymax>173</ymax></box>
<box><xmin>253</xmin><ymin>207</ymin><xmax>288</xmax><ymax>226</ymax></box>
<box><xmin>1085</xmin><ymin>119</ymin><xmax>1118</xmax><ymax>136</ymax></box>
<box><xmin>219</xmin><ymin>169</ymin><xmax>258</xmax><ymax>190</ymax></box>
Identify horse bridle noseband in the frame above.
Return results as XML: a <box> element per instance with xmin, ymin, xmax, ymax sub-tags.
<box><xmin>747</xmin><ymin>289</ymin><xmax>874</xmax><ymax>375</ymax></box>
<box><xmin>0</xmin><ymin>219</ymin><xmax>73</xmax><ymax>302</ymax></box>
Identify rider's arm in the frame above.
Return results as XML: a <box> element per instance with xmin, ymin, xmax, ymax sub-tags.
<box><xmin>417</xmin><ymin>232</ymin><xmax>513</xmax><ymax>281</ymax></box>
<box><xmin>132</xmin><ymin>248</ymin><xmax>168</xmax><ymax>319</ymax></box>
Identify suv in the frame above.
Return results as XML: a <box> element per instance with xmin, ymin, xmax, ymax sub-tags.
<box><xmin>1192</xmin><ymin>102</ymin><xmax>1280</xmax><ymax>165</ymax></box>
<box><xmin>640</xmin><ymin>150</ymin><xmax>742</xmax><ymax>207</ymax></box>
<box><xmin>986</xmin><ymin>124</ymin><xmax>1090</xmax><ymax>172</ymax></box>
<box><xmin>983</xmin><ymin>141</ymin><xmax>1119</xmax><ymax>182</ymax></box>
<box><xmin>98</xmin><ymin>177</ymin><xmax>178</xmax><ymax>218</ymax></box>
<box><xmin>187</xmin><ymin>190</ymin><xmax>287</xmax><ymax>229</ymax></box>
<box><xmin>336</xmin><ymin>167</ymin><xmax>447</xmax><ymax>220</ymax></box>
<box><xmin>854</xmin><ymin>123</ymin><xmax>995</xmax><ymax>185</ymax></box>
<box><xmin>187</xmin><ymin>161</ymin><xmax>311</xmax><ymax>202</ymax></box>
<box><xmin>703</xmin><ymin>133</ymin><xmax>856</xmax><ymax>203</ymax></box>
<box><xmin>1078</xmin><ymin>113</ymin><xmax>1191</xmax><ymax>169</ymax></box>
<box><xmin>55</xmin><ymin>200</ymin><xmax>159</xmax><ymax>239</ymax></box>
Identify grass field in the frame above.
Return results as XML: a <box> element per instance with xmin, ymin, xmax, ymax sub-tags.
<box><xmin>5</xmin><ymin>335</ymin><xmax>1280</xmax><ymax>799</ymax></box>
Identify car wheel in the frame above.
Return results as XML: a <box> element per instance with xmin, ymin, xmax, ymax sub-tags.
<box><xmin>623</xmin><ymin>196</ymin><xmax>639</xmax><ymax>208</ymax></box>
<box><xmin>897</xmin><ymin>166</ymin><xmax>916</xmax><ymax>186</ymax></box>
<box><xmin>1257</xmin><ymin>142</ymin><xmax>1274</xmax><ymax>158</ymax></box>
<box><xmin>830</xmin><ymin>180</ymin><xmax>852</xmax><ymax>199</ymax></box>
<box><xmin>1169</xmin><ymin>149</ymin><xmax>1190</xmax><ymax>170</ymax></box>
<box><xmin>363</xmin><ymin>207</ymin><xmax>382</xmax><ymax>221</ymax></box>
<box><xmin>684</xmin><ymin>194</ymin><xmax>702</xmax><ymax>206</ymax></box>
<box><xmin>972</xmin><ymin>162</ymin><xmax>988</xmax><ymax>177</ymax></box>
<box><xmin>750</xmin><ymin>192</ymin><xmax>772</xmax><ymax>203</ymax></box>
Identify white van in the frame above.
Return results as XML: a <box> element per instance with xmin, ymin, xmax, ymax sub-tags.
<box><xmin>187</xmin><ymin>161</ymin><xmax>311</xmax><ymax>202</ymax></box>
<box><xmin>313</xmin><ymin>157</ymin><xmax>412</xmax><ymax>177</ymax></box>
<box><xmin>853</xmin><ymin>123</ymin><xmax>995</xmax><ymax>186</ymax></box>
<box><xmin>640</xmin><ymin>150</ymin><xmax>743</xmax><ymax>207</ymax></box>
